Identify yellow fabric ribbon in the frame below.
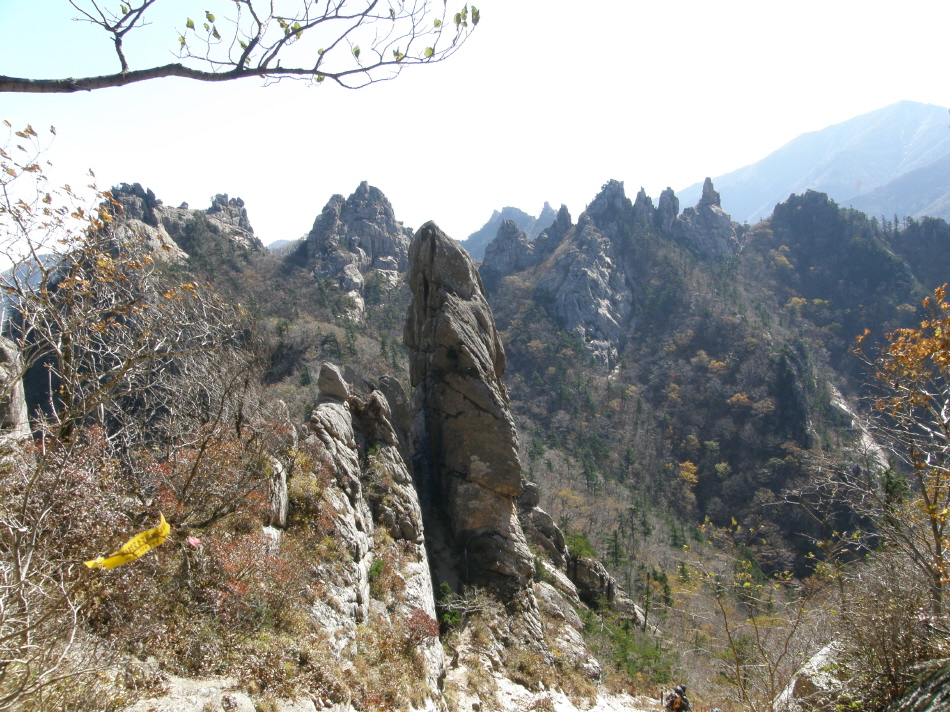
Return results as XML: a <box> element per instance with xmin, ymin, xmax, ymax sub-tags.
<box><xmin>85</xmin><ymin>513</ymin><xmax>170</xmax><ymax>570</ymax></box>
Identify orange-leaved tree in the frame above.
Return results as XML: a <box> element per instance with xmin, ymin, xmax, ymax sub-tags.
<box><xmin>854</xmin><ymin>284</ymin><xmax>950</xmax><ymax>617</ymax></box>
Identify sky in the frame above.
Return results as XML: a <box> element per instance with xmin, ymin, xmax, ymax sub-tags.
<box><xmin>2</xmin><ymin>0</ymin><xmax>950</xmax><ymax>246</ymax></box>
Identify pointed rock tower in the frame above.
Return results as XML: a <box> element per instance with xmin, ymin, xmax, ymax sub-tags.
<box><xmin>671</xmin><ymin>177</ymin><xmax>740</xmax><ymax>259</ymax></box>
<box><xmin>404</xmin><ymin>221</ymin><xmax>535</xmax><ymax>596</ymax></box>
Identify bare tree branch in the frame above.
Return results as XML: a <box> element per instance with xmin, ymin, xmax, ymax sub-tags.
<box><xmin>1</xmin><ymin>0</ymin><xmax>479</xmax><ymax>93</ymax></box>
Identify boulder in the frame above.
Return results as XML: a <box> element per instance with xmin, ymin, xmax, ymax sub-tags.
<box><xmin>317</xmin><ymin>362</ymin><xmax>350</xmax><ymax>402</ymax></box>
<box><xmin>778</xmin><ymin>643</ymin><xmax>842</xmax><ymax>712</ymax></box>
<box><xmin>567</xmin><ymin>555</ymin><xmax>616</xmax><ymax>605</ymax></box>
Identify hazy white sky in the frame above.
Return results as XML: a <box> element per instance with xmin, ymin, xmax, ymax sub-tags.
<box><xmin>2</xmin><ymin>0</ymin><xmax>950</xmax><ymax>244</ymax></box>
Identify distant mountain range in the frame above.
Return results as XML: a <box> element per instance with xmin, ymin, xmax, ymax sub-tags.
<box><xmin>677</xmin><ymin>100</ymin><xmax>950</xmax><ymax>223</ymax></box>
<box><xmin>460</xmin><ymin>203</ymin><xmax>558</xmax><ymax>261</ymax></box>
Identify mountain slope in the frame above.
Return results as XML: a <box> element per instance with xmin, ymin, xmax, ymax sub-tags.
<box><xmin>678</xmin><ymin>100</ymin><xmax>950</xmax><ymax>223</ymax></box>
<box><xmin>845</xmin><ymin>151</ymin><xmax>950</xmax><ymax>221</ymax></box>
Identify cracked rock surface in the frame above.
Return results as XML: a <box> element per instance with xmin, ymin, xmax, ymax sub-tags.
<box><xmin>404</xmin><ymin>221</ymin><xmax>534</xmax><ymax>593</ymax></box>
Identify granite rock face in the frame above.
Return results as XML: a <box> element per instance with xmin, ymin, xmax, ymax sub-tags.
<box><xmin>671</xmin><ymin>177</ymin><xmax>740</xmax><ymax>259</ymax></box>
<box><xmin>404</xmin><ymin>221</ymin><xmax>534</xmax><ymax>592</ymax></box>
<box><xmin>535</xmin><ymin>207</ymin><xmax>635</xmax><ymax>366</ymax></box>
<box><xmin>476</xmin><ymin>178</ymin><xmax>742</xmax><ymax>365</ymax></box>
<box><xmin>302</xmin><ymin>362</ymin><xmax>444</xmax><ymax>688</ymax></box>
<box><xmin>301</xmin><ymin>182</ymin><xmax>413</xmax><ymax>319</ymax></box>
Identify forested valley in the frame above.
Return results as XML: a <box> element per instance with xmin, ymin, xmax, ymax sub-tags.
<box><xmin>2</xmin><ymin>127</ymin><xmax>950</xmax><ymax>712</ymax></box>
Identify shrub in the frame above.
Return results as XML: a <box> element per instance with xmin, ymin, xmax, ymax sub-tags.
<box><xmin>564</xmin><ymin>530</ymin><xmax>597</xmax><ymax>559</ymax></box>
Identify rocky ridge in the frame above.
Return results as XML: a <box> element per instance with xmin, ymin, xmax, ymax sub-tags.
<box><xmin>481</xmin><ymin>178</ymin><xmax>741</xmax><ymax>365</ymax></box>
<box><xmin>670</xmin><ymin>177</ymin><xmax>741</xmax><ymax>260</ymax></box>
<box><xmin>105</xmin><ymin>218</ymin><xmax>648</xmax><ymax>710</ymax></box>
<box><xmin>301</xmin><ymin>362</ymin><xmax>444</xmax><ymax>689</ymax></box>
<box><xmin>112</xmin><ymin>183</ymin><xmax>263</xmax><ymax>261</ymax></box>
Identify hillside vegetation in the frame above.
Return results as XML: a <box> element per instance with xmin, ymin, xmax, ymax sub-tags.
<box><xmin>2</xmin><ymin>124</ymin><xmax>950</xmax><ymax>712</ymax></box>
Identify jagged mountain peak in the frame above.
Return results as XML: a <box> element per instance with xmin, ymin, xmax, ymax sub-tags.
<box><xmin>555</xmin><ymin>203</ymin><xmax>572</xmax><ymax>227</ymax></box>
<box><xmin>306</xmin><ymin>181</ymin><xmax>408</xmax><ymax>251</ymax></box>
<box><xmin>671</xmin><ymin>177</ymin><xmax>739</xmax><ymax>260</ymax></box>
<box><xmin>587</xmin><ymin>179</ymin><xmax>630</xmax><ymax>223</ymax></box>
<box><xmin>461</xmin><ymin>203</ymin><xmax>557</xmax><ymax>261</ymax></box>
<box><xmin>496</xmin><ymin>218</ymin><xmax>526</xmax><ymax>243</ymax></box>
<box><xmin>656</xmin><ymin>187</ymin><xmax>680</xmax><ymax>232</ymax></box>
<box><xmin>299</xmin><ymin>181</ymin><xmax>413</xmax><ymax>319</ymax></box>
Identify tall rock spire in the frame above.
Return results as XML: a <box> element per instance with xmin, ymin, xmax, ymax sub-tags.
<box><xmin>404</xmin><ymin>221</ymin><xmax>534</xmax><ymax>594</ymax></box>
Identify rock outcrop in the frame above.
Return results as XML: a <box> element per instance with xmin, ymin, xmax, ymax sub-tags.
<box><xmin>671</xmin><ymin>177</ymin><xmax>740</xmax><ymax>259</ymax></box>
<box><xmin>405</xmin><ymin>221</ymin><xmax>535</xmax><ymax>594</ymax></box>
<box><xmin>477</xmin><ymin>178</ymin><xmax>742</xmax><ymax>364</ymax></box>
<box><xmin>112</xmin><ymin>183</ymin><xmax>263</xmax><ymax>259</ymax></box>
<box><xmin>0</xmin><ymin>337</ymin><xmax>30</xmax><ymax>441</ymax></box>
<box><xmin>299</xmin><ymin>182</ymin><xmax>413</xmax><ymax>319</ymax></box>
<box><xmin>883</xmin><ymin>661</ymin><xmax>950</xmax><ymax>712</ymax></box>
<box><xmin>535</xmin><ymin>189</ymin><xmax>637</xmax><ymax>367</ymax></box>
<box><xmin>778</xmin><ymin>643</ymin><xmax>842</xmax><ymax>712</ymax></box>
<box><xmin>533</xmin><ymin>204</ymin><xmax>574</xmax><ymax>258</ymax></box>
<box><xmin>655</xmin><ymin>187</ymin><xmax>679</xmax><ymax>233</ymax></box>
<box><xmin>302</xmin><ymin>362</ymin><xmax>443</xmax><ymax>688</ymax></box>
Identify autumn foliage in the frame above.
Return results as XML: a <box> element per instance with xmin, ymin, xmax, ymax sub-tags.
<box><xmin>855</xmin><ymin>284</ymin><xmax>950</xmax><ymax>615</ymax></box>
